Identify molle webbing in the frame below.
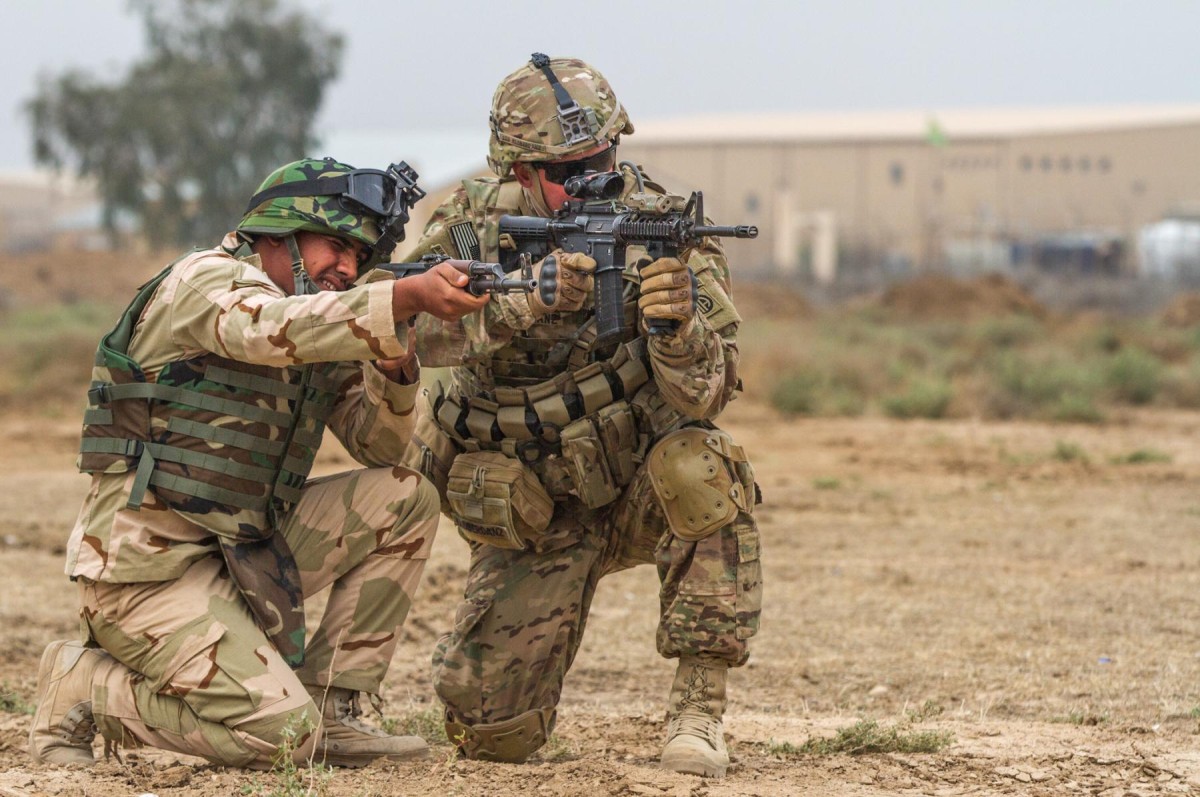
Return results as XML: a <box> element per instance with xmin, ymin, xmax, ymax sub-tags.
<box><xmin>76</xmin><ymin>249</ymin><xmax>335</xmax><ymax>670</ymax></box>
<box><xmin>80</xmin><ymin>356</ymin><xmax>336</xmax><ymax>518</ymax></box>
<box><xmin>432</xmin><ymin>338</ymin><xmax>649</xmax><ymax>450</ymax></box>
<box><xmin>476</xmin><ymin>294</ymin><xmax>641</xmax><ymax>388</ymax></box>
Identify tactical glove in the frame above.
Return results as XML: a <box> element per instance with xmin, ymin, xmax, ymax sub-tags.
<box><xmin>638</xmin><ymin>256</ymin><xmax>696</xmax><ymax>329</ymax></box>
<box><xmin>528</xmin><ymin>250</ymin><xmax>596</xmax><ymax>317</ymax></box>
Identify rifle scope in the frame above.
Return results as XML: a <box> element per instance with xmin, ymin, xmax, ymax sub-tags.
<box><xmin>563</xmin><ymin>171</ymin><xmax>624</xmax><ymax>202</ymax></box>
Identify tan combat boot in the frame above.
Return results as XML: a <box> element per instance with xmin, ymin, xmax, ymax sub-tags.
<box><xmin>307</xmin><ymin>686</ymin><xmax>428</xmax><ymax>768</ymax></box>
<box><xmin>28</xmin><ymin>640</ymin><xmax>112</xmax><ymax>766</ymax></box>
<box><xmin>659</xmin><ymin>658</ymin><xmax>730</xmax><ymax>777</ymax></box>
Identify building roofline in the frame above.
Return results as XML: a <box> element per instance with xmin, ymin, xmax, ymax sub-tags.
<box><xmin>628</xmin><ymin>105</ymin><xmax>1200</xmax><ymax>145</ymax></box>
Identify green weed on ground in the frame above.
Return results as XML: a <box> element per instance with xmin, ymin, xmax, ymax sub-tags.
<box><xmin>240</xmin><ymin>716</ymin><xmax>332</xmax><ymax>797</ymax></box>
<box><xmin>760</xmin><ymin>715</ymin><xmax>953</xmax><ymax>758</ymax></box>
<box><xmin>770</xmin><ymin>369</ymin><xmax>822</xmax><ymax>415</ymax></box>
<box><xmin>1104</xmin><ymin>347</ymin><xmax>1162</xmax><ymax>405</ymax></box>
<box><xmin>0</xmin><ymin>683</ymin><xmax>34</xmax><ymax>715</ymax></box>
<box><xmin>381</xmin><ymin>705</ymin><xmax>448</xmax><ymax>744</ymax></box>
<box><xmin>882</xmin><ymin>378</ymin><xmax>953</xmax><ymax>419</ymax></box>
<box><xmin>538</xmin><ymin>734</ymin><xmax>576</xmax><ymax>762</ymax></box>
<box><xmin>1050</xmin><ymin>710</ymin><xmax>1109</xmax><ymax>726</ymax></box>
<box><xmin>1052</xmin><ymin>441</ymin><xmax>1089</xmax><ymax>463</ymax></box>
<box><xmin>764</xmin><ymin>738</ymin><xmax>801</xmax><ymax>757</ymax></box>
<box><xmin>1110</xmin><ymin>448</ymin><xmax>1173</xmax><ymax>465</ymax></box>
<box><xmin>798</xmin><ymin>718</ymin><xmax>954</xmax><ymax>755</ymax></box>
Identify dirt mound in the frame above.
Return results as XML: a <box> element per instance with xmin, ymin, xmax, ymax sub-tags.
<box><xmin>878</xmin><ymin>273</ymin><xmax>1046</xmax><ymax>321</ymax></box>
<box><xmin>1160</xmin><ymin>292</ymin><xmax>1200</xmax><ymax>327</ymax></box>
<box><xmin>0</xmin><ymin>248</ymin><xmax>173</xmax><ymax>307</ymax></box>
<box><xmin>731</xmin><ymin>280</ymin><xmax>814</xmax><ymax>320</ymax></box>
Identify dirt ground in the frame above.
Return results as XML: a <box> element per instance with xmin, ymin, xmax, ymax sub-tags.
<box><xmin>1</xmin><ymin>396</ymin><xmax>1200</xmax><ymax>795</ymax></box>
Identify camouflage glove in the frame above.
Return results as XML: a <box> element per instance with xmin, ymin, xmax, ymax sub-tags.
<box><xmin>638</xmin><ymin>257</ymin><xmax>696</xmax><ymax>329</ymax></box>
<box><xmin>528</xmin><ymin>251</ymin><xmax>596</xmax><ymax>317</ymax></box>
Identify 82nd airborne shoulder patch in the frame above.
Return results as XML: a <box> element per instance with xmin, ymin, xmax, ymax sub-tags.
<box><xmin>694</xmin><ymin>270</ymin><xmax>741</xmax><ymax>331</ymax></box>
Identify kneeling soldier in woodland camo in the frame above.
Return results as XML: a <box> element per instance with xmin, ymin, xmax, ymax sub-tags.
<box><xmin>29</xmin><ymin>157</ymin><xmax>489</xmax><ymax>769</ymax></box>
<box><xmin>401</xmin><ymin>55</ymin><xmax>763</xmax><ymax>777</ymax></box>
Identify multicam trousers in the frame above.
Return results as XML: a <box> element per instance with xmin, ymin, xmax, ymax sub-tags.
<box><xmin>78</xmin><ymin>466</ymin><xmax>439</xmax><ymax>768</ymax></box>
<box><xmin>431</xmin><ymin>430</ymin><xmax>762</xmax><ymax>727</ymax></box>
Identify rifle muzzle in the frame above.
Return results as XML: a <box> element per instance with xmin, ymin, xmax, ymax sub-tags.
<box><xmin>696</xmin><ymin>225</ymin><xmax>758</xmax><ymax>239</ymax></box>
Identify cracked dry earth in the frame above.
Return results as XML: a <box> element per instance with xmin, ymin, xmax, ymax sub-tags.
<box><xmin>1</xmin><ymin>399</ymin><xmax>1199</xmax><ymax>795</ymax></box>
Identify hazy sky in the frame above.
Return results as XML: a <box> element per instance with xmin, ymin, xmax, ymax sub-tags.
<box><xmin>5</xmin><ymin>0</ymin><xmax>1200</xmax><ymax>175</ymax></box>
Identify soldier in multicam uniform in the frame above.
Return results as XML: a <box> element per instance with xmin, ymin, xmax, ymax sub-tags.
<box><xmin>28</xmin><ymin>157</ymin><xmax>489</xmax><ymax>770</ymax></box>
<box><xmin>401</xmin><ymin>55</ymin><xmax>763</xmax><ymax>777</ymax></box>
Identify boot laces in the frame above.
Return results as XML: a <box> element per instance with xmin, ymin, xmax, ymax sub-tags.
<box><xmin>671</xmin><ymin>711</ymin><xmax>720</xmax><ymax>746</ymax></box>
<box><xmin>332</xmin><ymin>690</ymin><xmax>389</xmax><ymax>738</ymax></box>
<box><xmin>337</xmin><ymin>689</ymin><xmax>363</xmax><ymax>719</ymax></box>
<box><xmin>670</xmin><ymin>666</ymin><xmax>720</xmax><ymax>746</ymax></box>
<box><xmin>679</xmin><ymin>666</ymin><xmax>714</xmax><ymax>715</ymax></box>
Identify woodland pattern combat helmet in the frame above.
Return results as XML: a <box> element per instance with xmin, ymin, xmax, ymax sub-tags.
<box><xmin>238</xmin><ymin>157</ymin><xmax>384</xmax><ymax>249</ymax></box>
<box><xmin>237</xmin><ymin>157</ymin><xmax>424</xmax><ymax>273</ymax></box>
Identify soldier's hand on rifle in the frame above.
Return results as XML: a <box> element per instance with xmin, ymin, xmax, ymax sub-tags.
<box><xmin>638</xmin><ymin>256</ymin><xmax>696</xmax><ymax>330</ymax></box>
<box><xmin>528</xmin><ymin>251</ymin><xmax>596</xmax><ymax>317</ymax></box>
<box><xmin>391</xmin><ymin>261</ymin><xmax>490</xmax><ymax>322</ymax></box>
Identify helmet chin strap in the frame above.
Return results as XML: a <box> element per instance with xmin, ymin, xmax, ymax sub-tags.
<box><xmin>285</xmin><ymin>234</ymin><xmax>319</xmax><ymax>296</ymax></box>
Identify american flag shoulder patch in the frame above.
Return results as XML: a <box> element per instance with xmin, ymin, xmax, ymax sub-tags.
<box><xmin>449</xmin><ymin>222</ymin><xmax>481</xmax><ymax>261</ymax></box>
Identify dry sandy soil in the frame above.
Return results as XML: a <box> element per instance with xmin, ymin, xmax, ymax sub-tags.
<box><xmin>0</xmin><ymin>397</ymin><xmax>1199</xmax><ymax>795</ymax></box>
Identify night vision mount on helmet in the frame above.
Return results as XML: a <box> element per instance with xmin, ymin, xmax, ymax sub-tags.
<box><xmin>487</xmin><ymin>54</ymin><xmax>634</xmax><ymax>178</ymax></box>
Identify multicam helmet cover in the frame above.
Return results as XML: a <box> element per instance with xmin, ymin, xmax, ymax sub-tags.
<box><xmin>237</xmin><ymin>157</ymin><xmax>424</xmax><ymax>271</ymax></box>
<box><xmin>488</xmin><ymin>54</ymin><xmax>635</xmax><ymax>177</ymax></box>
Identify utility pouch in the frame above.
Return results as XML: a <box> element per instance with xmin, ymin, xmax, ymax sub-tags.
<box><xmin>446</xmin><ymin>451</ymin><xmax>554</xmax><ymax>550</ymax></box>
<box><xmin>560</xmin><ymin>416</ymin><xmax>620</xmax><ymax>509</ymax></box>
<box><xmin>595</xmin><ymin>400</ymin><xmax>640</xmax><ymax>487</ymax></box>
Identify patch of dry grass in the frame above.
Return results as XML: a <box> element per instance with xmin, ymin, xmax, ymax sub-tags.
<box><xmin>743</xmin><ymin>307</ymin><xmax>1200</xmax><ymax>422</ymax></box>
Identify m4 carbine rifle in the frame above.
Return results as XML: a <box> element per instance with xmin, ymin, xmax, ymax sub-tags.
<box><xmin>497</xmin><ymin>167</ymin><xmax>758</xmax><ymax>349</ymax></box>
<box><xmin>379</xmin><ymin>254</ymin><xmax>536</xmax><ymax>296</ymax></box>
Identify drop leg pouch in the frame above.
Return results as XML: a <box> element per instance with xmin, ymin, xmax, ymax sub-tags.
<box><xmin>445</xmin><ymin>451</ymin><xmax>554</xmax><ymax>550</ymax></box>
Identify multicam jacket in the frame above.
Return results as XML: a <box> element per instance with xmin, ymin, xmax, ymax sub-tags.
<box><xmin>66</xmin><ymin>236</ymin><xmax>420</xmax><ymax>586</ymax></box>
<box><xmin>408</xmin><ymin>175</ymin><xmax>742</xmax><ymax>414</ymax></box>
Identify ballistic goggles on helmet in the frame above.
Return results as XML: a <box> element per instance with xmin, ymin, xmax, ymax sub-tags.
<box><xmin>536</xmin><ymin>145</ymin><xmax>618</xmax><ymax>185</ymax></box>
<box><xmin>244</xmin><ymin>161</ymin><xmax>426</xmax><ymax>261</ymax></box>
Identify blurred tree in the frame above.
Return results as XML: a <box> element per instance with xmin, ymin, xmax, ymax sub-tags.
<box><xmin>26</xmin><ymin>0</ymin><xmax>343</xmax><ymax>248</ymax></box>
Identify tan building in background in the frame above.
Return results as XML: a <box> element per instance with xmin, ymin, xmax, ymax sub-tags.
<box><xmin>619</xmin><ymin>106</ymin><xmax>1200</xmax><ymax>282</ymax></box>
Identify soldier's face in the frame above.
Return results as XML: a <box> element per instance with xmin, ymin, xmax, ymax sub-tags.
<box><xmin>516</xmin><ymin>142</ymin><xmax>615</xmax><ymax>212</ymax></box>
<box><xmin>297</xmin><ymin>232</ymin><xmax>365</xmax><ymax>292</ymax></box>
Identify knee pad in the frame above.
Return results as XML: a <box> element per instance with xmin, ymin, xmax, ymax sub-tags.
<box><xmin>647</xmin><ymin>428</ymin><xmax>752</xmax><ymax>541</ymax></box>
<box><xmin>445</xmin><ymin>707</ymin><xmax>556</xmax><ymax>763</ymax></box>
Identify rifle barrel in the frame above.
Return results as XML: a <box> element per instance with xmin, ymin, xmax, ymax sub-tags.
<box><xmin>498</xmin><ymin>278</ymin><xmax>538</xmax><ymax>293</ymax></box>
<box><xmin>695</xmin><ymin>224</ymin><xmax>758</xmax><ymax>239</ymax></box>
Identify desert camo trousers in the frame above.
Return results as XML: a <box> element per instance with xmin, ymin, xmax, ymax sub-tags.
<box><xmin>77</xmin><ymin>466</ymin><xmax>439</xmax><ymax>769</ymax></box>
<box><xmin>431</xmin><ymin>433</ymin><xmax>763</xmax><ymax>727</ymax></box>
